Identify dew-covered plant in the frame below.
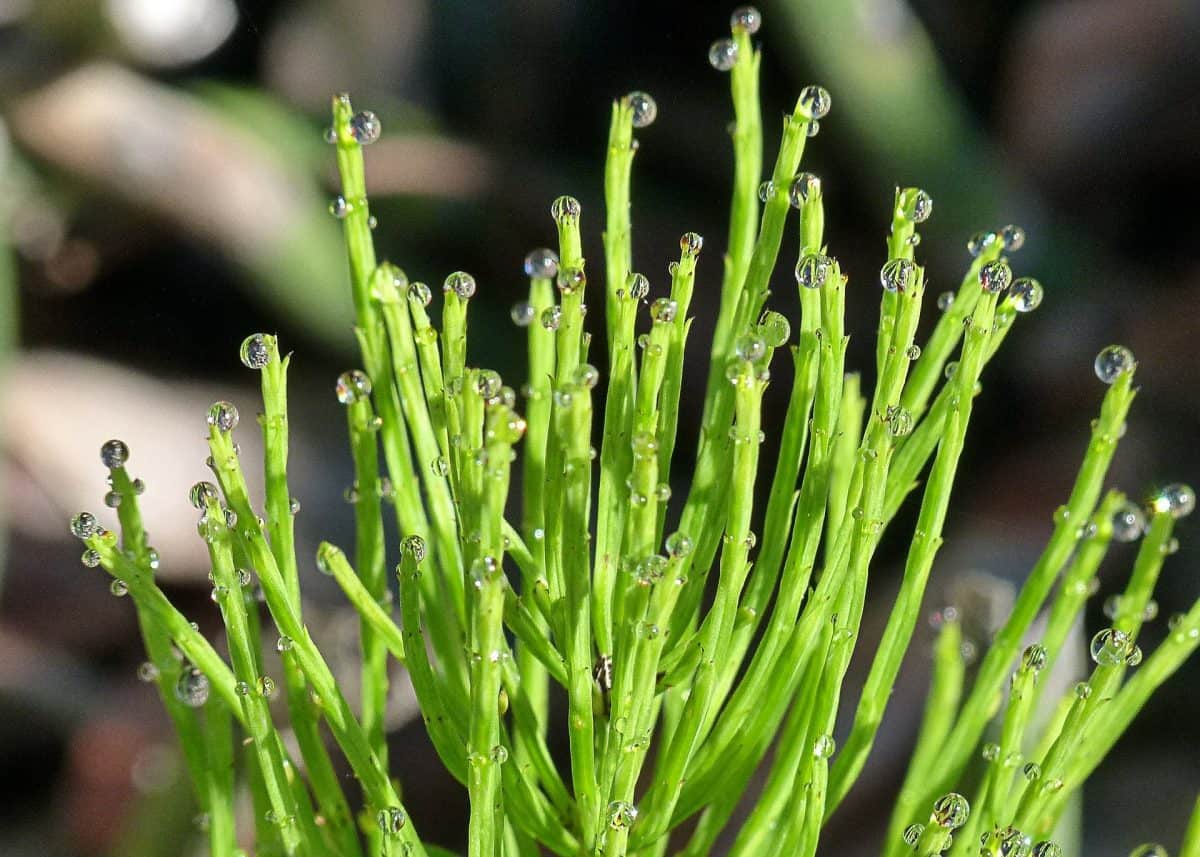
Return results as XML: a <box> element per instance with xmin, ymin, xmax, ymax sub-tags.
<box><xmin>67</xmin><ymin>8</ymin><xmax>1200</xmax><ymax>857</ymax></box>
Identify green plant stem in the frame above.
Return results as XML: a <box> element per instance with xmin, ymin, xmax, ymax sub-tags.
<box><xmin>884</xmin><ymin>368</ymin><xmax>1137</xmax><ymax>856</ymax></box>
<box><xmin>1182</xmin><ymin>795</ymin><xmax>1200</xmax><ymax>857</ymax></box>
<box><xmin>603</xmin><ymin>98</ymin><xmax>635</xmax><ymax>356</ymax></box>
<box><xmin>203</xmin><ymin>698</ymin><xmax>237</xmax><ymax>857</ymax></box>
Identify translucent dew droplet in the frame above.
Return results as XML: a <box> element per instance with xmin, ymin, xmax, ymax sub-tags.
<box><xmin>276</xmin><ymin>635</ymin><xmax>293</xmax><ymax>653</ymax></box>
<box><xmin>708</xmin><ymin>38</ymin><xmax>739</xmax><ymax>71</ymax></box>
<box><xmin>239</xmin><ymin>333</ymin><xmax>271</xmax><ymax>369</ymax></box>
<box><xmin>812</xmin><ymin>734</ymin><xmax>836</xmax><ymax>758</ymax></box>
<box><xmin>795</xmin><ymin>252</ymin><xmax>832</xmax><ymax>289</ymax></box>
<box><xmin>880</xmin><ymin>258</ymin><xmax>915</xmax><ymax>293</ymax></box>
<box><xmin>1031</xmin><ymin>842</ymin><xmax>1063</xmax><ymax>857</ymax></box>
<box><xmin>758</xmin><ymin>310</ymin><xmax>791</xmax><ymax>347</ymax></box>
<box><xmin>257</xmin><ymin>675</ymin><xmax>276</xmax><ymax>697</ymax></box>
<box><xmin>930</xmin><ymin>793</ymin><xmax>969</xmax><ymax>829</ymax></box>
<box><xmin>110</xmin><ymin>579</ymin><xmax>128</xmax><ymax>597</ymax></box>
<box><xmin>541</xmin><ymin>305</ymin><xmax>562</xmax><ymax>331</ymax></box>
<box><xmin>189</xmin><ymin>481</ymin><xmax>219</xmax><ymax>510</ymax></box>
<box><xmin>650</xmin><ymin>298</ymin><xmax>678</xmax><ymax>323</ymax></box>
<box><xmin>175</xmin><ymin>666</ymin><xmax>210</xmax><ymax>708</ymax></box>
<box><xmin>901</xmin><ymin>187</ymin><xmax>933</xmax><ymax>223</ymax></box>
<box><xmin>978</xmin><ymin>259</ymin><xmax>1013</xmax><ymax>293</ymax></box>
<box><xmin>1000</xmin><ymin>224</ymin><xmax>1026</xmax><ymax>252</ymax></box>
<box><xmin>550</xmin><ymin>195</ymin><xmax>581</xmax><ymax>224</ymax></box>
<box><xmin>1149</xmin><ymin>482</ymin><xmax>1195</xmax><ymax>519</ymax></box>
<box><xmin>734</xmin><ymin>333</ymin><xmax>766</xmax><ymax>362</ymax></box>
<box><xmin>104</xmin><ymin>490</ymin><xmax>122</xmax><ymax>509</ymax></box>
<box><xmin>207</xmin><ymin>401</ymin><xmax>239</xmax><ymax>432</ymax></box>
<box><xmin>401</xmin><ymin>534</ymin><xmax>427</xmax><ymax>562</ymax></box>
<box><xmin>1022</xmin><ymin>762</ymin><xmax>1041</xmax><ymax>781</ymax></box>
<box><xmin>606</xmin><ymin>801</ymin><xmax>638</xmax><ymax>830</ymax></box>
<box><xmin>799</xmin><ymin>84</ymin><xmax>832</xmax><ymax>120</ymax></box>
<box><xmin>1093</xmin><ymin>345</ymin><xmax>1136</xmax><ymax>385</ymax></box>
<box><xmin>757</xmin><ymin>180</ymin><xmax>775</xmax><ymax>203</ymax></box>
<box><xmin>1112</xmin><ymin>501</ymin><xmax>1146</xmax><ymax>541</ymax></box>
<box><xmin>81</xmin><ymin>548</ymin><xmax>102</xmax><ymax>567</ymax></box>
<box><xmin>967</xmin><ymin>230</ymin><xmax>997</xmax><ymax>258</ymax></box>
<box><xmin>936</xmin><ymin>291</ymin><xmax>955</xmax><ymax>312</ymax></box>
<box><xmin>100</xmin><ymin>439</ymin><xmax>130</xmax><ymax>469</ymax></box>
<box><xmin>408</xmin><ymin>282</ymin><xmax>433</xmax><ymax>307</ymax></box>
<box><xmin>730</xmin><ymin>5</ymin><xmax>762</xmax><ymax>33</ymax></box>
<box><xmin>1090</xmin><ymin>627</ymin><xmax>1131</xmax><ymax>666</ymax></box>
<box><xmin>1022</xmin><ymin>643</ymin><xmax>1048</xmax><ymax>672</ymax></box>
<box><xmin>903</xmin><ymin>823</ymin><xmax>925</xmax><ymax>846</ymax></box>
<box><xmin>71</xmin><ymin>511</ymin><xmax>99</xmax><ymax>540</ymax></box>
<box><xmin>328</xmin><ymin>195</ymin><xmax>351</xmax><ymax>219</ymax></box>
<box><xmin>349</xmin><ymin>110</ymin><xmax>381</xmax><ymax>145</ymax></box>
<box><xmin>665</xmin><ymin>531</ymin><xmax>694</xmax><ymax>558</ymax></box>
<box><xmin>137</xmin><ymin>661</ymin><xmax>159</xmax><ymax>683</ymax></box>
<box><xmin>377</xmin><ymin>807</ymin><xmax>407</xmax><ymax>835</ymax></box>
<box><xmin>1008</xmin><ymin>277</ymin><xmax>1043</xmax><ymax>312</ymax></box>
<box><xmin>789</xmin><ymin>172</ymin><xmax>822</xmax><ymax>209</ymax></box>
<box><xmin>444</xmin><ymin>271</ymin><xmax>477</xmax><ymax>299</ymax></box>
<box><xmin>982</xmin><ymin>742</ymin><xmax>1000</xmax><ymax>762</ymax></box>
<box><xmin>680</xmin><ymin>231</ymin><xmax>704</xmax><ymax>257</ymax></box>
<box><xmin>625</xmin><ymin>91</ymin><xmax>657</xmax><ymax>128</ymax></box>
<box><xmin>523</xmin><ymin>247</ymin><xmax>560</xmax><ymax>279</ymax></box>
<box><xmin>335</xmin><ymin>370</ymin><xmax>373</xmax><ymax>404</ymax></box>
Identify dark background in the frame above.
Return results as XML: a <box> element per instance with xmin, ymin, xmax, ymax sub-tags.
<box><xmin>1</xmin><ymin>1</ymin><xmax>1197</xmax><ymax>855</ymax></box>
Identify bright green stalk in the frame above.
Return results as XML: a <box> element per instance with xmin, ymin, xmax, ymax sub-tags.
<box><xmin>633</xmin><ymin>357</ymin><xmax>766</xmax><ymax>844</ymax></box>
<box><xmin>201</xmin><ymin>496</ymin><xmax>307</xmax><ymax>857</ymax></box>
<box><xmin>978</xmin><ymin>663</ymin><xmax>1039</xmax><ymax>835</ymax></box>
<box><xmin>202</xmin><ymin>699</ymin><xmax>237</xmax><ymax>857</ymax></box>
<box><xmin>106</xmin><ymin>464</ymin><xmax>229</xmax><ymax>856</ymax></box>
<box><xmin>826</xmin><ymin>374</ymin><xmax>863</xmax><ymax>547</ymax></box>
<box><xmin>828</xmin><ymin>273</ymin><xmax>1000</xmax><ymax>814</ymax></box>
<box><xmin>875</xmin><ymin>187</ymin><xmax>922</xmax><ymax>380</ymax></box>
<box><xmin>345</xmin><ymin>392</ymin><xmax>390</xmax><ymax>789</ymax></box>
<box><xmin>603</xmin><ymin>98</ymin><xmax>636</xmax><ymax>355</ymax></box>
<box><xmin>886</xmin><ymin>368</ymin><xmax>1138</xmax><ymax>854</ymax></box>
<box><xmin>465</xmin><ymin>402</ymin><xmax>518</xmax><ymax>857</ymax></box>
<box><xmin>556</xmin><ymin>375</ymin><xmax>599</xmax><ymax>849</ymax></box>
<box><xmin>323</xmin><ymin>545</ymin><xmax>405</xmax><ymax>661</ymax></box>
<box><xmin>205</xmin><ymin>427</ymin><xmax>425</xmax><ymax>857</ymax></box>
<box><xmin>1181</xmin><ymin>795</ymin><xmax>1200</xmax><ymax>857</ymax></box>
<box><xmin>502</xmin><ymin>586</ymin><xmax>567</xmax><ymax>686</ymax></box>
<box><xmin>708</xmin><ymin>24</ymin><xmax>762</xmax><ymax>408</ymax></box>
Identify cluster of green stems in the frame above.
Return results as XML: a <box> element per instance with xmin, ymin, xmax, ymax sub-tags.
<box><xmin>68</xmin><ymin>11</ymin><xmax>1200</xmax><ymax>857</ymax></box>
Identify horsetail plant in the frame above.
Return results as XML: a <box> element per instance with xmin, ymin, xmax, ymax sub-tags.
<box><xmin>67</xmin><ymin>8</ymin><xmax>1199</xmax><ymax>857</ymax></box>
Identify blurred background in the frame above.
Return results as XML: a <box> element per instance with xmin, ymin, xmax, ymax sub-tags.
<box><xmin>1</xmin><ymin>0</ymin><xmax>1198</xmax><ymax>854</ymax></box>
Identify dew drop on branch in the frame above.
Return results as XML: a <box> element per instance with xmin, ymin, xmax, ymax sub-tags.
<box><xmin>100</xmin><ymin>439</ymin><xmax>129</xmax><ymax>470</ymax></box>
<box><xmin>1093</xmin><ymin>345</ymin><xmax>1135</xmax><ymax>384</ymax></box>
<box><xmin>708</xmin><ymin>38</ymin><xmax>739</xmax><ymax>71</ymax></box>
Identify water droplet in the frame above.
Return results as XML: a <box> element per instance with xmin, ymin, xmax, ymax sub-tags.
<box><xmin>1000</xmin><ymin>224</ymin><xmax>1026</xmax><ymax>252</ymax></box>
<box><xmin>103</xmin><ymin>489</ymin><xmax>123</xmax><ymax>509</ymax></box>
<box><xmin>886</xmin><ymin>406</ymin><xmax>914</xmax><ymax>437</ymax></box>
<box><xmin>735</xmin><ymin>333</ymin><xmax>766</xmax><ymax>362</ymax></box>
<box><xmin>137</xmin><ymin>661</ymin><xmax>159</xmax><ymax>682</ymax></box>
<box><xmin>1031</xmin><ymin>843</ymin><xmax>1062</xmax><ymax>857</ymax></box>
<box><xmin>522</xmin><ymin>247</ymin><xmax>559</xmax><ymax>280</ymax></box>
<box><xmin>933</xmin><ymin>291</ymin><xmax>954</xmax><ymax>314</ymax></box>
<box><xmin>1093</xmin><ymin>345</ymin><xmax>1136</xmax><ymax>385</ymax></box>
<box><xmin>625</xmin><ymin>91</ymin><xmax>657</xmax><ymax>128</ymax></box>
<box><xmin>401</xmin><ymin>534</ymin><xmax>427</xmax><ymax>562</ymax></box>
<box><xmin>239</xmin><ymin>333</ymin><xmax>271</xmax><ymax>369</ymax></box>
<box><xmin>367</xmin><ymin>215</ymin><xmax>378</xmax><ymax>230</ymax></box>
<box><xmin>336</xmin><ymin>370</ymin><xmax>373</xmax><ymax>404</ymax></box>
<box><xmin>444</xmin><ymin>271</ymin><xmax>477</xmax><ymax>300</ymax></box>
<box><xmin>323</xmin><ymin>126</ymin><xmax>337</xmax><ymax>144</ymax></box>
<box><xmin>1075</xmin><ymin>681</ymin><xmax>1093</xmax><ymax>699</ymax></box>
<box><xmin>406</xmin><ymin>282</ymin><xmax>433</xmax><ymax>308</ymax></box>
<box><xmin>1103</xmin><ymin>594</ymin><xmax>1123</xmax><ymax>620</ymax></box>
<box><xmin>1124</xmin><ymin>644</ymin><xmax>1143</xmax><ymax>666</ymax></box>
<box><xmin>902</xmin><ymin>188</ymin><xmax>933</xmax><ymax>223</ymax></box>
<box><xmin>1008</xmin><ymin>277</ymin><xmax>1043</xmax><ymax>312</ymax></box>
<box><xmin>708</xmin><ymin>38</ymin><xmax>739</xmax><ymax>71</ymax></box>
<box><xmin>329</xmin><ymin>195</ymin><xmax>351</xmax><ymax>219</ymax></box>
<box><xmin>880</xmin><ymin>258</ymin><xmax>915</xmax><ymax>293</ymax></box>
<box><xmin>978</xmin><ymin>260</ymin><xmax>1012</xmax><ymax>294</ymax></box>
<box><xmin>207</xmin><ymin>401</ymin><xmax>240</xmax><ymax>432</ymax></box>
<box><xmin>189</xmin><ymin>481</ymin><xmax>219</xmax><ymax>510</ymax></box>
<box><xmin>108</xmin><ymin>579</ymin><xmax>128</xmax><ymax>597</ymax></box>
<box><xmin>982</xmin><ymin>742</ymin><xmax>1000</xmax><ymax>762</ymax></box>
<box><xmin>606</xmin><ymin>801</ymin><xmax>638</xmax><ymax>830</ymax></box>
<box><xmin>175</xmin><ymin>666</ymin><xmax>210</xmax><ymax>707</ymax></box>
<box><xmin>376</xmin><ymin>806</ymin><xmax>406</xmax><ymax>835</ymax></box>
<box><xmin>71</xmin><ymin>511</ymin><xmax>99</xmax><ymax>540</ymax></box>
<box><xmin>758</xmin><ymin>310</ymin><xmax>790</xmax><ymax>347</ymax></box>
<box><xmin>541</xmin><ymin>305</ymin><xmax>562</xmax><ymax>331</ymax></box>
<box><xmin>1022</xmin><ymin>643</ymin><xmax>1047</xmax><ymax>671</ymax></box>
<box><xmin>1090</xmin><ymin>627</ymin><xmax>1131</xmax><ymax>666</ymax></box>
<box><xmin>100</xmin><ymin>439</ymin><xmax>129</xmax><ymax>470</ymax></box>
<box><xmin>757</xmin><ymin>180</ymin><xmax>775</xmax><ymax>203</ymax></box>
<box><xmin>967</xmin><ymin>230</ymin><xmax>997</xmax><ymax>257</ymax></box>
<box><xmin>257</xmin><ymin>675</ymin><xmax>276</xmax><ymax>697</ymax></box>
<box><xmin>1022</xmin><ymin>762</ymin><xmax>1041</xmax><ymax>781</ymax></box>
<box><xmin>572</xmin><ymin>364</ymin><xmax>600</xmax><ymax>390</ymax></box>
<box><xmin>795</xmin><ymin>252</ymin><xmax>832</xmax><ymax>289</ymax></box>
<box><xmin>813</xmin><ymin>734</ymin><xmax>836</xmax><ymax>758</ymax></box>
<box><xmin>1149</xmin><ymin>482</ymin><xmax>1195</xmax><ymax>519</ymax></box>
<box><xmin>799</xmin><ymin>84</ymin><xmax>831</xmax><ymax>120</ymax></box>
<box><xmin>930</xmin><ymin>793</ymin><xmax>969</xmax><ymax>829</ymax></box>
<box><xmin>551</xmin><ymin>195</ymin><xmax>581</xmax><ymax>224</ymax></box>
<box><xmin>650</xmin><ymin>298</ymin><xmax>678</xmax><ymax>323</ymax></box>
<box><xmin>730</xmin><ymin>6</ymin><xmax>762</xmax><ymax>33</ymax></box>
<box><xmin>903</xmin><ymin>823</ymin><xmax>925</xmax><ymax>846</ymax></box>
<box><xmin>788</xmin><ymin>172</ymin><xmax>821</xmax><ymax>208</ymax></box>
<box><xmin>276</xmin><ymin>635</ymin><xmax>293</xmax><ymax>653</ymax></box>
<box><xmin>81</xmin><ymin>547</ymin><xmax>101</xmax><ymax>567</ymax></box>
<box><xmin>1111</xmin><ymin>501</ymin><xmax>1146</xmax><ymax>542</ymax></box>
<box><xmin>806</xmin><ymin>120</ymin><xmax>820</xmax><ymax>137</ymax></box>
<box><xmin>346</xmin><ymin>110</ymin><xmax>382</xmax><ymax>145</ymax></box>
<box><xmin>905</xmin><ymin>344</ymin><xmax>921</xmax><ymax>360</ymax></box>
